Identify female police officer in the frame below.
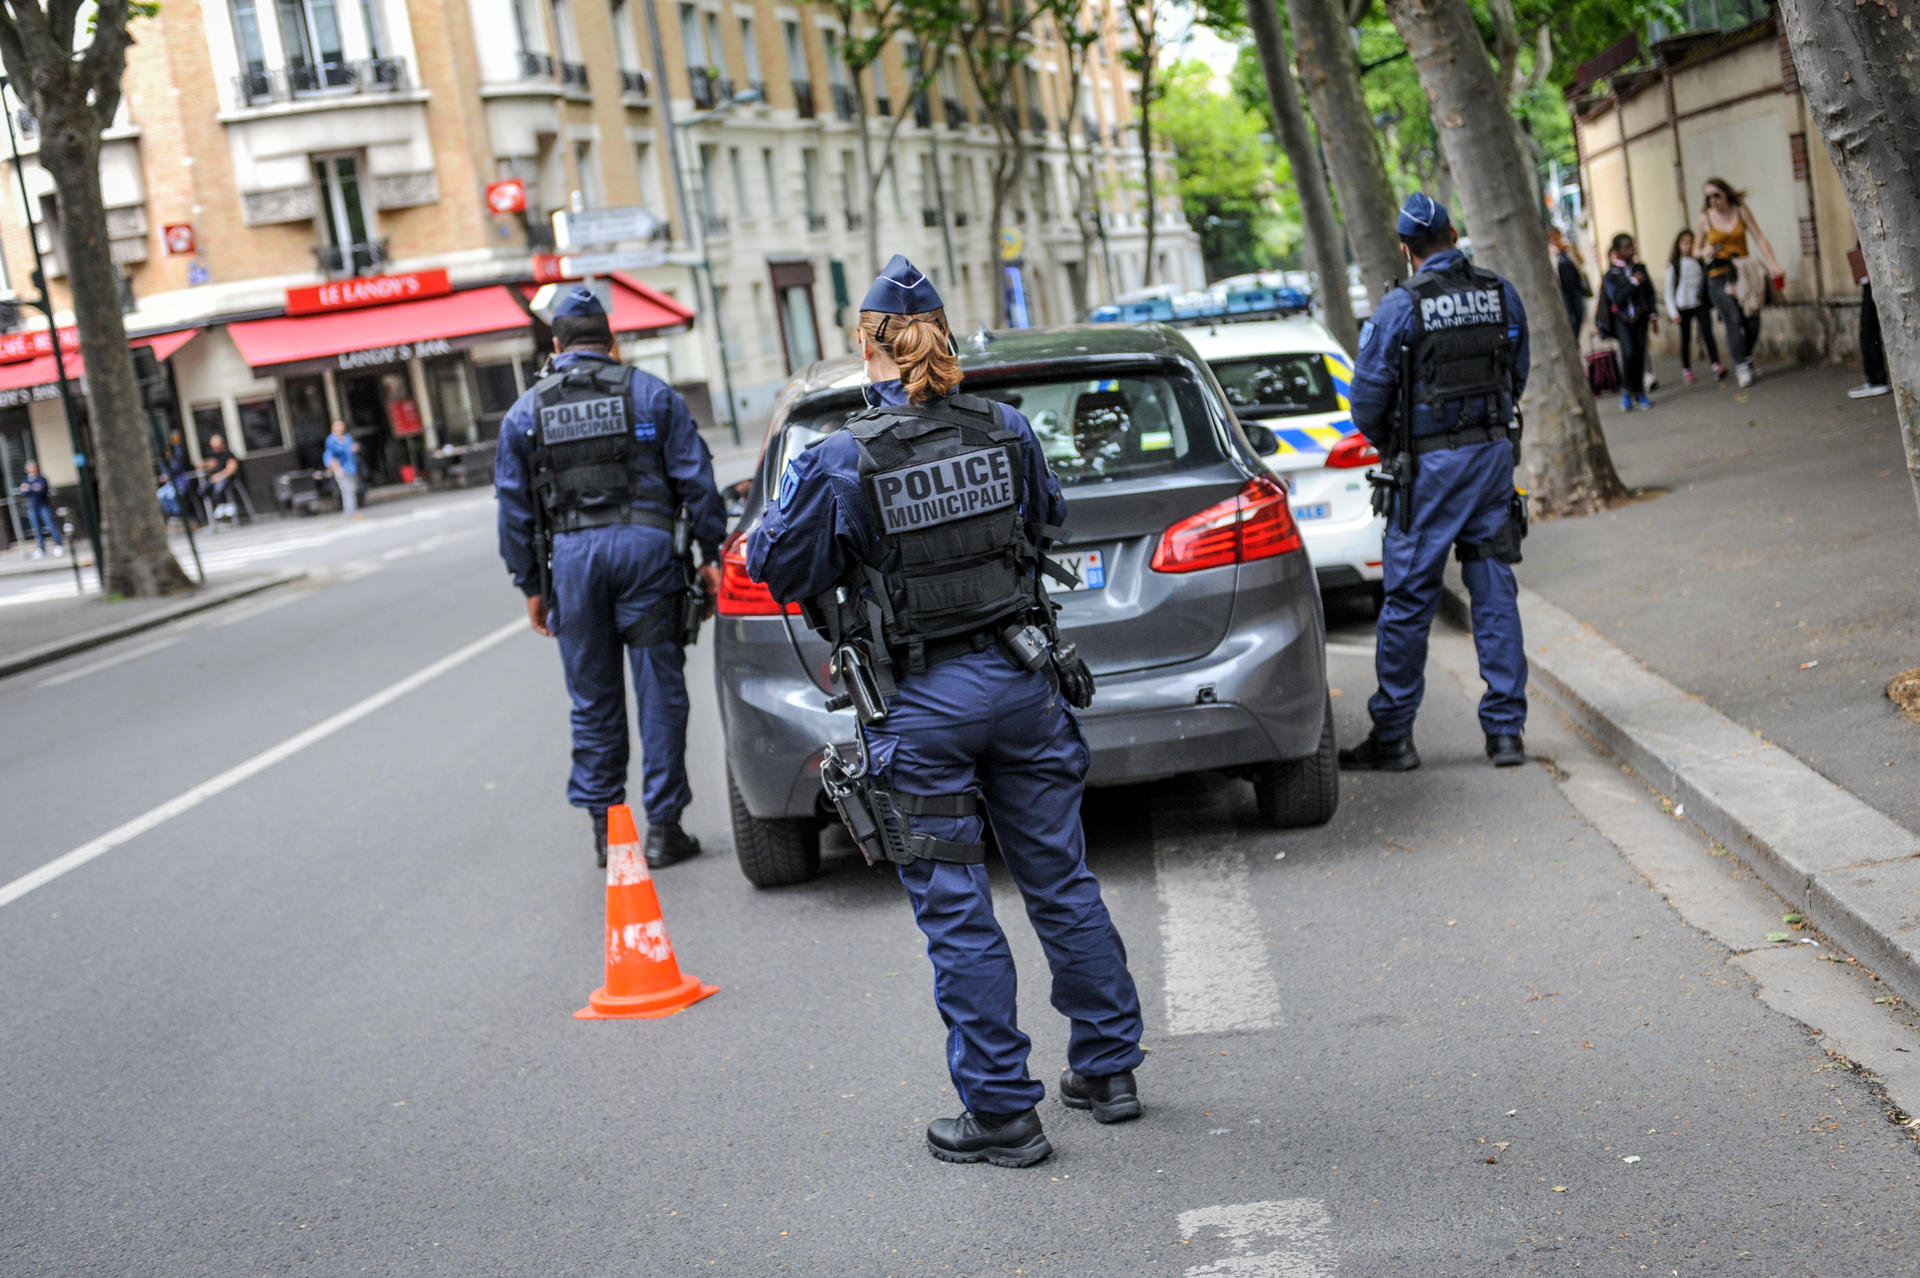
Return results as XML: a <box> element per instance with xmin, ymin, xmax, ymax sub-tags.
<box><xmin>746</xmin><ymin>257</ymin><xmax>1144</xmax><ymax>1168</ymax></box>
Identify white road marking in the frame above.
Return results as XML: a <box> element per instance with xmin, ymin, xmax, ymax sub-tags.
<box><xmin>1151</xmin><ymin>815</ymin><xmax>1281</xmax><ymax>1035</ymax></box>
<box><xmin>1179</xmin><ymin>1200</ymin><xmax>1339</xmax><ymax>1277</ymax></box>
<box><xmin>35</xmin><ymin>634</ymin><xmax>184</xmax><ymax>688</ymax></box>
<box><xmin>1323</xmin><ymin>640</ymin><xmax>1377</xmax><ymax>656</ymax></box>
<box><xmin>0</xmin><ymin>618</ymin><xmax>525</xmax><ymax>910</ymax></box>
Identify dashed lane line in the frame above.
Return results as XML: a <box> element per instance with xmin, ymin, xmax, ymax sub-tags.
<box><xmin>0</xmin><ymin>618</ymin><xmax>524</xmax><ymax>911</ymax></box>
<box><xmin>1151</xmin><ymin>813</ymin><xmax>1282</xmax><ymax>1036</ymax></box>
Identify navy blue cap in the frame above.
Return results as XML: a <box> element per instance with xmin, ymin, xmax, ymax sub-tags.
<box><xmin>1396</xmin><ymin>193</ymin><xmax>1451</xmax><ymax>237</ymax></box>
<box><xmin>552</xmin><ymin>286</ymin><xmax>606</xmax><ymax>320</ymax></box>
<box><xmin>860</xmin><ymin>254</ymin><xmax>943</xmax><ymax>315</ymax></box>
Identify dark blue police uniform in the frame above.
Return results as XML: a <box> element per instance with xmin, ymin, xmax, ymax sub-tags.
<box><xmin>495</xmin><ymin>289</ymin><xmax>727</xmax><ymax>838</ymax></box>
<box><xmin>1347</xmin><ymin>195</ymin><xmax>1531</xmax><ymax>760</ymax></box>
<box><xmin>745</xmin><ymin>258</ymin><xmax>1142</xmax><ymax>1163</ymax></box>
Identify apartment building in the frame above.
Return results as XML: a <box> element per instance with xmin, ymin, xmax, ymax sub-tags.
<box><xmin>0</xmin><ymin>0</ymin><xmax>1201</xmax><ymax>516</ymax></box>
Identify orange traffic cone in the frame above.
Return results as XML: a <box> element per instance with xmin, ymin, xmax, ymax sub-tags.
<box><xmin>574</xmin><ymin>805</ymin><xmax>718</xmax><ymax>1020</ymax></box>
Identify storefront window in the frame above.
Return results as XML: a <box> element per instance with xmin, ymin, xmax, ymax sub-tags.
<box><xmin>285</xmin><ymin>374</ymin><xmax>330</xmax><ymax>468</ymax></box>
<box><xmin>237</xmin><ymin>395</ymin><xmax>286</xmax><ymax>453</ymax></box>
<box><xmin>192</xmin><ymin>403</ymin><xmax>225</xmax><ymax>456</ymax></box>
<box><xmin>426</xmin><ymin>354</ymin><xmax>478</xmax><ymax>447</ymax></box>
<box><xmin>474</xmin><ymin>360</ymin><xmax>520</xmax><ymax>421</ymax></box>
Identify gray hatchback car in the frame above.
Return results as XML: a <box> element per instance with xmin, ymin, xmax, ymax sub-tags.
<box><xmin>715</xmin><ymin>324</ymin><xmax>1337</xmax><ymax>887</ymax></box>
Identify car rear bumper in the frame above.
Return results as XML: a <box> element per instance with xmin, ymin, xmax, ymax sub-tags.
<box><xmin>720</xmin><ymin>553</ymin><xmax>1329</xmax><ymax>819</ymax></box>
<box><xmin>1302</xmin><ymin>511</ymin><xmax>1384</xmax><ymax>585</ymax></box>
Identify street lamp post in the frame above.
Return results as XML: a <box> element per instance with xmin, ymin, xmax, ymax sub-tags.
<box><xmin>1</xmin><ymin>78</ymin><xmax>104</xmax><ymax>586</ymax></box>
<box><xmin>638</xmin><ymin>0</ymin><xmax>749</xmax><ymax>447</ymax></box>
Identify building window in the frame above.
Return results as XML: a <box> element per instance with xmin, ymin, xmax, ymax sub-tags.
<box><xmin>574</xmin><ymin>139</ymin><xmax>602</xmax><ymax>208</ymax></box>
<box><xmin>231</xmin><ymin>0</ymin><xmax>268</xmax><ymax>75</ymax></box>
<box><xmin>801</xmin><ymin>147</ymin><xmax>821</xmax><ymax>221</ymax></box>
<box><xmin>277</xmin><ymin>0</ymin><xmax>350</xmax><ymax>90</ymax></box>
<box><xmin>704</xmin><ymin>11</ymin><xmax>725</xmax><ymax>77</ymax></box>
<box><xmin>761</xmin><ymin>147</ymin><xmax>778</xmax><ymax>217</ymax></box>
<box><xmin>679</xmin><ymin>4</ymin><xmax>706</xmax><ymax>64</ymax></box>
<box><xmin>550</xmin><ymin>0</ymin><xmax>580</xmax><ymax>61</ymax></box>
<box><xmin>823</xmin><ymin>28</ymin><xmax>847</xmax><ymax>89</ymax></box>
<box><xmin>510</xmin><ymin>0</ymin><xmax>538</xmax><ymax>54</ymax></box>
<box><xmin>360</xmin><ymin>0</ymin><xmax>385</xmax><ymax>57</ymax></box>
<box><xmin>780</xmin><ymin>284</ymin><xmax>819</xmax><ymax>368</ymax></box>
<box><xmin>782</xmin><ymin>20</ymin><xmax>803</xmax><ymax>75</ymax></box>
<box><xmin>611</xmin><ymin>0</ymin><xmax>641</xmax><ymax>71</ymax></box>
<box><xmin>426</xmin><ymin>355</ymin><xmax>478</xmax><ymax>447</ymax></box>
<box><xmin>634</xmin><ymin>141</ymin><xmax>657</xmax><ymax>213</ymax></box>
<box><xmin>729</xmin><ymin>146</ymin><xmax>750</xmax><ymax>221</ymax></box>
<box><xmin>192</xmin><ymin>404</ymin><xmax>226</xmax><ymax>456</ymax></box>
<box><xmin>697</xmin><ymin>142</ymin><xmax>721</xmax><ymax>227</ymax></box>
<box><xmin>237</xmin><ymin>395</ymin><xmax>286</xmax><ymax>453</ymax></box>
<box><xmin>312</xmin><ymin>153</ymin><xmax>376</xmax><ymax>274</ymax></box>
<box><xmin>739</xmin><ymin>16</ymin><xmax>762</xmax><ymax>90</ymax></box>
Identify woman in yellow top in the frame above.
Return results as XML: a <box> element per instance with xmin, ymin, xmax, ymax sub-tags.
<box><xmin>1692</xmin><ymin>176</ymin><xmax>1784</xmax><ymax>388</ymax></box>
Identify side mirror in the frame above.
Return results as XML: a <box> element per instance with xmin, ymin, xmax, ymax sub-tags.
<box><xmin>1243</xmin><ymin>422</ymin><xmax>1280</xmax><ymax>457</ymax></box>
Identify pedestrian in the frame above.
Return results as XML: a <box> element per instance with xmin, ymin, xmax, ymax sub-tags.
<box><xmin>1664</xmin><ymin>229</ymin><xmax>1721</xmax><ymax>385</ymax></box>
<box><xmin>200</xmin><ymin>433</ymin><xmax>241</xmax><ymax>519</ymax></box>
<box><xmin>746</xmin><ymin>255</ymin><xmax>1144</xmax><ymax>1169</ymax></box>
<box><xmin>16</xmin><ymin>459</ymin><xmax>63</xmax><ymax>558</ymax></box>
<box><xmin>1693</xmin><ymin>178</ymin><xmax>1784</xmax><ymax>390</ymax></box>
<box><xmin>494</xmin><ymin>287</ymin><xmax>728</xmax><ymax>871</ymax></box>
<box><xmin>1338</xmin><ymin>194</ymin><xmax>1530</xmax><ymax>773</ymax></box>
<box><xmin>164</xmin><ymin>430</ymin><xmax>201</xmax><ymax>525</ymax></box>
<box><xmin>1847</xmin><ymin>246</ymin><xmax>1890</xmax><ymax>400</ymax></box>
<box><xmin>322</xmin><ymin>419</ymin><xmax>363</xmax><ymax>517</ymax></box>
<box><xmin>1601</xmin><ymin>233</ymin><xmax>1657</xmax><ymax>413</ymax></box>
<box><xmin>1549</xmin><ymin>228</ymin><xmax>1589</xmax><ymax>339</ymax></box>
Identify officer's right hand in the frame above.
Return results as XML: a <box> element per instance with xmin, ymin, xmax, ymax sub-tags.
<box><xmin>525</xmin><ymin>595</ymin><xmax>553</xmax><ymax>638</ymax></box>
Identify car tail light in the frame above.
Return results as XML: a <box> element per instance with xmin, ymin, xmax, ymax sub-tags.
<box><xmin>1151</xmin><ymin>475</ymin><xmax>1302</xmax><ymax>573</ymax></box>
<box><xmin>716</xmin><ymin>530</ymin><xmax>799</xmax><ymax>616</ymax></box>
<box><xmin>1325</xmin><ymin>432</ymin><xmax>1379</xmax><ymax>469</ymax></box>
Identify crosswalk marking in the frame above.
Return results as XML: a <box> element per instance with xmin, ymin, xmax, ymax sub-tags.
<box><xmin>1179</xmin><ymin>1199</ymin><xmax>1339</xmax><ymax>1277</ymax></box>
<box><xmin>1151</xmin><ymin>814</ymin><xmax>1282</xmax><ymax>1035</ymax></box>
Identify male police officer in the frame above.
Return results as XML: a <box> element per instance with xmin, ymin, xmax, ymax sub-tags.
<box><xmin>495</xmin><ymin>287</ymin><xmax>728</xmax><ymax>868</ymax></box>
<box><xmin>746</xmin><ymin>257</ymin><xmax>1143</xmax><ymax>1169</ymax></box>
<box><xmin>1340</xmin><ymin>194</ymin><xmax>1531</xmax><ymax>772</ymax></box>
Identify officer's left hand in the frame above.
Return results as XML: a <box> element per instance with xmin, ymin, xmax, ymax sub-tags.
<box><xmin>698</xmin><ymin>563</ymin><xmax>722</xmax><ymax>621</ymax></box>
<box><xmin>525</xmin><ymin>595</ymin><xmax>553</xmax><ymax>638</ymax></box>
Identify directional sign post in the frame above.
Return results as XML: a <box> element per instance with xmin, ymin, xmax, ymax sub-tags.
<box><xmin>558</xmin><ymin>249</ymin><xmax>669</xmax><ymax>277</ymax></box>
<box><xmin>553</xmin><ymin>205</ymin><xmax>664</xmax><ymax>249</ymax></box>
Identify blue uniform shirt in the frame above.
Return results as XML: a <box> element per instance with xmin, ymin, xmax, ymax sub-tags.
<box><xmin>1349</xmin><ymin>249</ymin><xmax>1531</xmax><ymax>448</ymax></box>
<box><xmin>495</xmin><ymin>351</ymin><xmax>728</xmax><ymax>596</ymax></box>
<box><xmin>746</xmin><ymin>378</ymin><xmax>1066</xmax><ymax>604</ymax></box>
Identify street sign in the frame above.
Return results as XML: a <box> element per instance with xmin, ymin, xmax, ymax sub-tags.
<box><xmin>0</xmin><ymin>326</ymin><xmax>77</xmax><ymax>363</ymax></box>
<box><xmin>162</xmin><ymin>223</ymin><xmax>196</xmax><ymax>255</ymax></box>
<box><xmin>554</xmin><ymin>204</ymin><xmax>663</xmax><ymax>249</ymax></box>
<box><xmin>999</xmin><ymin>227</ymin><xmax>1024</xmax><ymax>262</ymax></box>
<box><xmin>486</xmin><ymin>178</ymin><xmax>527</xmax><ymax>215</ymax></box>
<box><xmin>285</xmin><ymin>268</ymin><xmax>453</xmax><ymax>316</ymax></box>
<box><xmin>558</xmin><ymin>249</ymin><xmax>668</xmax><ymax>276</ymax></box>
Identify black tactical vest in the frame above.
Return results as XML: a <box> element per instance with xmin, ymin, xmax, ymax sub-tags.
<box><xmin>841</xmin><ymin>393</ymin><xmax>1035</xmax><ymax>667</ymax></box>
<box><xmin>1405</xmin><ymin>260</ymin><xmax>1515</xmax><ymax>420</ymax></box>
<box><xmin>529</xmin><ymin>360</ymin><xmax>672</xmax><ymax>533</ymax></box>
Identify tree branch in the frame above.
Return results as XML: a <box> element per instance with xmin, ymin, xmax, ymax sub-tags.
<box><xmin>1486</xmin><ymin>0</ymin><xmax>1520</xmax><ymax>102</ymax></box>
<box><xmin>81</xmin><ymin>0</ymin><xmax>133</xmax><ymax>130</ymax></box>
<box><xmin>1346</xmin><ymin>0</ymin><xmax>1371</xmax><ymax>23</ymax></box>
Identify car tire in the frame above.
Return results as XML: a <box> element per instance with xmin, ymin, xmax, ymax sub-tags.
<box><xmin>729</xmin><ymin>768</ymin><xmax>821</xmax><ymax>888</ymax></box>
<box><xmin>1253</xmin><ymin>695</ymin><xmax>1340</xmax><ymax>828</ymax></box>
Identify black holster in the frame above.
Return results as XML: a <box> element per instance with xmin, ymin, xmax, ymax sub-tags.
<box><xmin>820</xmin><ymin>736</ymin><xmax>986</xmax><ymax>868</ymax></box>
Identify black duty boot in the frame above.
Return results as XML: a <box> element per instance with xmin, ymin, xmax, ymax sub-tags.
<box><xmin>591</xmin><ymin>808</ymin><xmax>608</xmax><ymax>869</ymax></box>
<box><xmin>1059</xmin><ymin>1068</ymin><xmax>1143</xmax><ymax>1124</ymax></box>
<box><xmin>926</xmin><ymin>1108</ymin><xmax>1053</xmax><ymax>1168</ymax></box>
<box><xmin>1486</xmin><ymin>733</ymin><xmax>1526</xmax><ymax>768</ymax></box>
<box><xmin>645</xmin><ymin>822</ymin><xmax>702</xmax><ymax>870</ymax></box>
<box><xmin>1337</xmin><ymin>733</ymin><xmax>1420</xmax><ymax>772</ymax></box>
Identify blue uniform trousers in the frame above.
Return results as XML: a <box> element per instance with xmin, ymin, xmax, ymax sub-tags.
<box><xmin>868</xmin><ymin>650</ymin><xmax>1144</xmax><ymax>1115</ymax></box>
<box><xmin>1369</xmin><ymin>438</ymin><xmax>1528</xmax><ymax>740</ymax></box>
<box><xmin>549</xmin><ymin>524</ymin><xmax>692</xmax><ymax>824</ymax></box>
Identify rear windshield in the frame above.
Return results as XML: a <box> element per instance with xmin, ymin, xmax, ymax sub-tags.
<box><xmin>776</xmin><ymin>372</ymin><xmax>1224</xmax><ymax>489</ymax></box>
<box><xmin>1207</xmin><ymin>353</ymin><xmax>1341</xmax><ymax>418</ymax></box>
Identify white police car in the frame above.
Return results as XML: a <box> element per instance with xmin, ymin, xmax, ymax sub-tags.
<box><xmin>1183</xmin><ymin>316</ymin><xmax>1386</xmax><ymax>605</ymax></box>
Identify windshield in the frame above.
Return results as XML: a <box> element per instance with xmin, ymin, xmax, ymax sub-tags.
<box><xmin>1208</xmin><ymin>354</ymin><xmax>1340</xmax><ymax>419</ymax></box>
<box><xmin>776</xmin><ymin>371</ymin><xmax>1224</xmax><ymax>488</ymax></box>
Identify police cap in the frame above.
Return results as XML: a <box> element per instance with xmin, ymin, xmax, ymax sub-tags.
<box><xmin>553</xmin><ymin>286</ymin><xmax>606</xmax><ymax>320</ymax></box>
<box><xmin>1396</xmin><ymin>193</ymin><xmax>1451</xmax><ymax>238</ymax></box>
<box><xmin>860</xmin><ymin>254</ymin><xmax>944</xmax><ymax>315</ymax></box>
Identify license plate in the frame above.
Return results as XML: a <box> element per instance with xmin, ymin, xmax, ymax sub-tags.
<box><xmin>1292</xmin><ymin>503</ymin><xmax>1331</xmax><ymax>521</ymax></box>
<box><xmin>1046</xmin><ymin>548</ymin><xmax>1106</xmax><ymax>592</ymax></box>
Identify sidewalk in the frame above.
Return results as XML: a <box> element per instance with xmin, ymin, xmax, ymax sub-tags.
<box><xmin>0</xmin><ymin>570</ymin><xmax>304</xmax><ymax>679</ymax></box>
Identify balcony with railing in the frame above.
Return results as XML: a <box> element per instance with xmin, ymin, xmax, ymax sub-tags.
<box><xmin>517</xmin><ymin>51</ymin><xmax>555</xmax><ymax>79</ymax></box>
<box><xmin>1082</xmin><ymin>116</ymin><xmax>1100</xmax><ymax>146</ymax></box>
<box><xmin>953</xmin><ymin>210</ymin><xmax>969</xmax><ymax>227</ymax></box>
<box><xmin>920</xmin><ymin>207</ymin><xmax>941</xmax><ymax>228</ymax></box>
<box><xmin>831</xmin><ymin>82</ymin><xmax>857</xmax><ymax>120</ymax></box>
<box><xmin>806</xmin><ymin>211</ymin><xmax>828</xmax><ymax>232</ymax></box>
<box><xmin>233</xmin><ymin>57</ymin><xmax>409</xmax><ymax>107</ymax></box>
<box><xmin>702</xmin><ymin>212</ymin><xmax>730</xmax><ymax>236</ymax></box>
<box><xmin>561</xmin><ymin>61</ymin><xmax>590</xmax><ymax>90</ymax></box>
<box><xmin>716</xmin><ymin>76</ymin><xmax>736</xmax><ymax>101</ymax></box>
<box><xmin>942</xmin><ymin>96</ymin><xmax>965</xmax><ymax>130</ymax></box>
<box><xmin>690</xmin><ymin>66</ymin><xmax>717</xmax><ymax>110</ymax></box>
<box><xmin>844</xmin><ymin>209</ymin><xmax>864</xmax><ymax>230</ymax></box>
<box><xmin>792</xmin><ymin>77</ymin><xmax>815</xmax><ymax>118</ymax></box>
<box><xmin>313</xmin><ymin>239</ymin><xmax>390</xmax><ymax>276</ymax></box>
<box><xmin>748</xmin><ymin>78</ymin><xmax>766</xmax><ymax>100</ymax></box>
<box><xmin>873</xmin><ymin>93</ymin><xmax>891</xmax><ymax>116</ymax></box>
<box><xmin>1027</xmin><ymin>106</ymin><xmax>1046</xmax><ymax>135</ymax></box>
<box><xmin>911</xmin><ymin>93</ymin><xmax>932</xmax><ymax>128</ymax></box>
<box><xmin>620</xmin><ymin>68</ymin><xmax>651</xmax><ymax>98</ymax></box>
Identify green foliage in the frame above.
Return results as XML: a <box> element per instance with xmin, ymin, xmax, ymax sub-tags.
<box><xmin>1155</xmin><ymin>59</ymin><xmax>1301</xmax><ymax>275</ymax></box>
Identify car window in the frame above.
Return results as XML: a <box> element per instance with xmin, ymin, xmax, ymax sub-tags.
<box><xmin>1208</xmin><ymin>354</ymin><xmax>1340</xmax><ymax>419</ymax></box>
<box><xmin>775</xmin><ymin>372</ymin><xmax>1224</xmax><ymax>489</ymax></box>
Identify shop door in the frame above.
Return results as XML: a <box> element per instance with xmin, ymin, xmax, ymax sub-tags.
<box><xmin>0</xmin><ymin>405</ymin><xmax>32</xmax><ymax>546</ymax></box>
<box><xmin>285</xmin><ymin>374</ymin><xmax>331</xmax><ymax>469</ymax></box>
<box><xmin>341</xmin><ymin>370</ymin><xmax>401</xmax><ymax>485</ymax></box>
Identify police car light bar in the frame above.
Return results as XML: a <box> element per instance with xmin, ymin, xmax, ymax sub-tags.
<box><xmin>1087</xmin><ymin>286</ymin><xmax>1313</xmax><ymax>326</ymax></box>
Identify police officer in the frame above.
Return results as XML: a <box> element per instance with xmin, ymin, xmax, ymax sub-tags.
<box><xmin>1340</xmin><ymin>194</ymin><xmax>1531</xmax><ymax>772</ymax></box>
<box><xmin>495</xmin><ymin>287</ymin><xmax>729</xmax><ymax>868</ymax></box>
<box><xmin>746</xmin><ymin>256</ymin><xmax>1143</xmax><ymax>1169</ymax></box>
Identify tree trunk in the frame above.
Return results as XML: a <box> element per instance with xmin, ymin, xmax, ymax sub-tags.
<box><xmin>1385</xmin><ymin>0</ymin><xmax>1626</xmax><ymax>516</ymax></box>
<box><xmin>1135</xmin><ymin>71</ymin><xmax>1158</xmax><ymax>288</ymax></box>
<box><xmin>853</xmin><ymin>67</ymin><xmax>881</xmax><ymax>280</ymax></box>
<box><xmin>1246</xmin><ymin>0</ymin><xmax>1357</xmax><ymax>350</ymax></box>
<box><xmin>42</xmin><ymin>104</ymin><xmax>192</xmax><ymax>596</ymax></box>
<box><xmin>1288</xmin><ymin>0</ymin><xmax>1402</xmax><ymax>306</ymax></box>
<box><xmin>1776</xmin><ymin>0</ymin><xmax>1920</xmax><ymax>522</ymax></box>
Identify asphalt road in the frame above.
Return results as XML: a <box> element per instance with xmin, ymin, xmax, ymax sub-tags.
<box><xmin>3</xmin><ymin>496</ymin><xmax>1916</xmax><ymax>1276</ymax></box>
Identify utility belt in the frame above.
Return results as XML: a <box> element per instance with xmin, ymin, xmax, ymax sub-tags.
<box><xmin>1411</xmin><ymin>423</ymin><xmax>1512</xmax><ymax>456</ymax></box>
<box><xmin>552</xmin><ymin>505</ymin><xmax>676</xmax><ymax>535</ymax></box>
<box><xmin>820</xmin><ymin>736</ymin><xmax>987</xmax><ymax>868</ymax></box>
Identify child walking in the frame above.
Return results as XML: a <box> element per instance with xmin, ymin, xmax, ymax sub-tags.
<box><xmin>1664</xmin><ymin>230</ymin><xmax>1722</xmax><ymax>385</ymax></box>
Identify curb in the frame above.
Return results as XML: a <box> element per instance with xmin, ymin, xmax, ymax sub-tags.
<box><xmin>1442</xmin><ymin>569</ymin><xmax>1920</xmax><ymax>1005</ymax></box>
<box><xmin>0</xmin><ymin>570</ymin><xmax>306</xmax><ymax>680</ymax></box>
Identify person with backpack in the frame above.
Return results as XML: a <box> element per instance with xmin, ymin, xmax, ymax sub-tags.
<box><xmin>1599</xmin><ymin>233</ymin><xmax>1657</xmax><ymax>412</ymax></box>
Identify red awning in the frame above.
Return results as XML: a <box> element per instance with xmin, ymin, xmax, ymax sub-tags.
<box><xmin>0</xmin><ymin>327</ymin><xmax>199</xmax><ymax>394</ymax></box>
<box><xmin>227</xmin><ymin>286</ymin><xmax>532</xmax><ymax>372</ymax></box>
